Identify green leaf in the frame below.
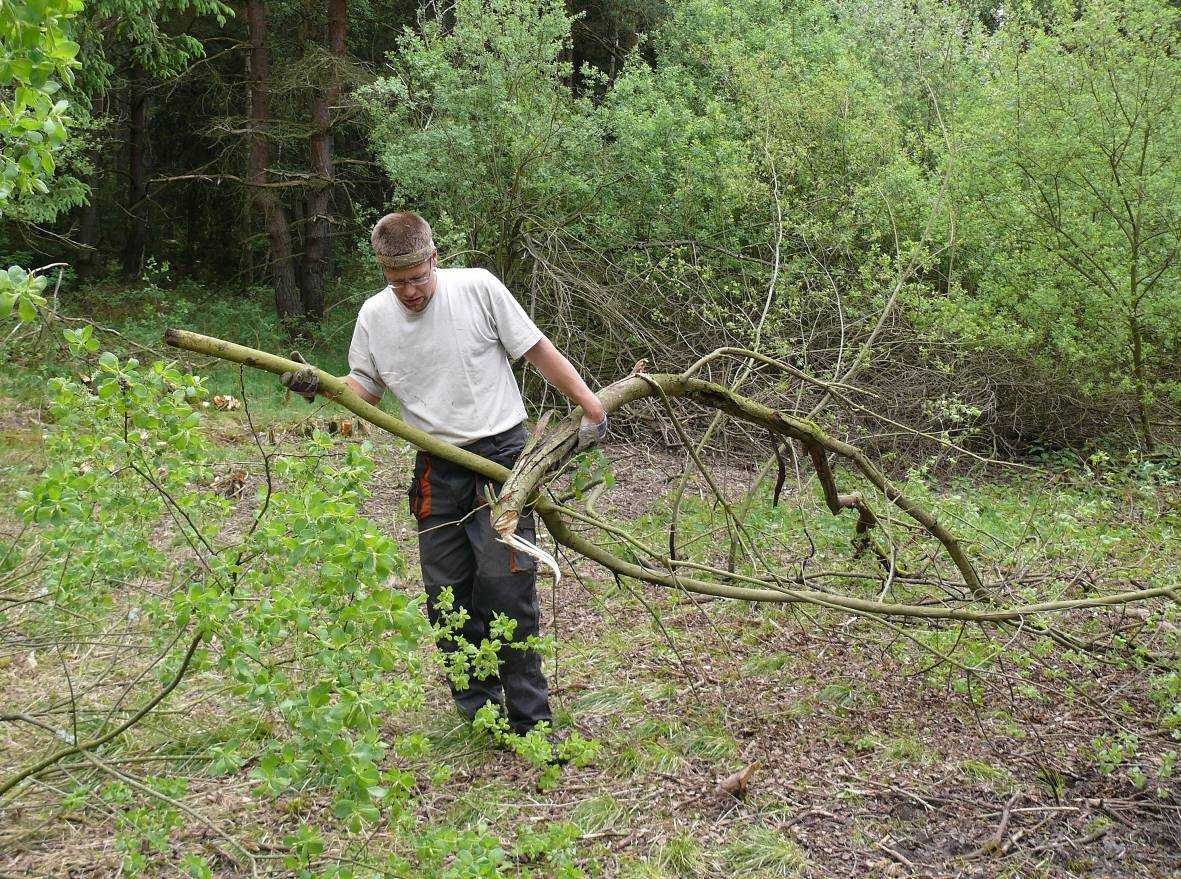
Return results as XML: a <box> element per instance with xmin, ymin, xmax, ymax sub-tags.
<box><xmin>307</xmin><ymin>680</ymin><xmax>331</xmax><ymax>708</ymax></box>
<box><xmin>9</xmin><ymin>59</ymin><xmax>32</xmax><ymax>83</ymax></box>
<box><xmin>17</xmin><ymin>294</ymin><xmax>37</xmax><ymax>322</ymax></box>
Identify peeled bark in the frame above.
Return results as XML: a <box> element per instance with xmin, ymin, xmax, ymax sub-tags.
<box><xmin>488</xmin><ymin>372</ymin><xmax>983</xmax><ymax>597</ymax></box>
<box><xmin>246</xmin><ymin>0</ymin><xmax>302</xmax><ymax>323</ymax></box>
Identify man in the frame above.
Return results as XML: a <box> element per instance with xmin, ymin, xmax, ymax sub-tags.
<box><xmin>285</xmin><ymin>211</ymin><xmax>606</xmax><ymax>739</ymax></box>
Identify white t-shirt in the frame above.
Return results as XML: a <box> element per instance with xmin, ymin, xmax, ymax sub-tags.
<box><xmin>346</xmin><ymin>267</ymin><xmax>543</xmax><ymax>445</ymax></box>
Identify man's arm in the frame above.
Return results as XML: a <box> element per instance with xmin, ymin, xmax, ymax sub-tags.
<box><xmin>343</xmin><ymin>375</ymin><xmax>383</xmax><ymax>406</ymax></box>
<box><xmin>281</xmin><ymin>370</ymin><xmax>383</xmax><ymax>406</ymax></box>
<box><xmin>522</xmin><ymin>337</ymin><xmax>606</xmax><ymax>422</ymax></box>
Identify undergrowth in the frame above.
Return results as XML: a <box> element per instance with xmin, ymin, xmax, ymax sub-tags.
<box><xmin>0</xmin><ymin>300</ymin><xmax>1177</xmax><ymax>877</ymax></box>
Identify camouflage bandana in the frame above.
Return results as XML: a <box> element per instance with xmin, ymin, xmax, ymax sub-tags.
<box><xmin>375</xmin><ymin>242</ymin><xmax>435</xmax><ymax>270</ymax></box>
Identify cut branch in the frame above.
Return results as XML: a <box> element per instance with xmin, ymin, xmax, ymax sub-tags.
<box><xmin>161</xmin><ymin>329</ymin><xmax>1178</xmax><ymax>627</ymax></box>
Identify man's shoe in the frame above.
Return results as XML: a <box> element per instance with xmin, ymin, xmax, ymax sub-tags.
<box><xmin>455</xmin><ymin>698</ymin><xmax>505</xmax><ymax>724</ymax></box>
<box><xmin>547</xmin><ymin>729</ymin><xmax>576</xmax><ymax>766</ymax></box>
<box><xmin>512</xmin><ymin>724</ymin><xmax>571</xmax><ymax>766</ymax></box>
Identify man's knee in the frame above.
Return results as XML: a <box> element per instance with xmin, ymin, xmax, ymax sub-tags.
<box><xmin>477</xmin><ymin>573</ymin><xmax>541</xmax><ymax>640</ymax></box>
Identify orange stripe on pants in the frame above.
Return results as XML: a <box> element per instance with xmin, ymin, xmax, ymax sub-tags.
<box><xmin>418</xmin><ymin>457</ymin><xmax>432</xmax><ymax>518</ymax></box>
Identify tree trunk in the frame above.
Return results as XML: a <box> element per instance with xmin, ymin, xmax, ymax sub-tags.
<box><xmin>75</xmin><ymin>93</ymin><xmax>107</xmax><ymax>277</ymax></box>
<box><xmin>121</xmin><ymin>64</ymin><xmax>150</xmax><ymax>277</ymax></box>
<box><xmin>246</xmin><ymin>0</ymin><xmax>302</xmax><ymax>323</ymax></box>
<box><xmin>183</xmin><ymin>188</ymin><xmax>200</xmax><ymax>269</ymax></box>
<box><xmin>1129</xmin><ymin>310</ymin><xmax>1155</xmax><ymax>453</ymax></box>
<box><xmin>1128</xmin><ymin>236</ymin><xmax>1155</xmax><ymax>453</ymax></box>
<box><xmin>300</xmin><ymin>0</ymin><xmax>347</xmax><ymax>322</ymax></box>
<box><xmin>76</xmin><ymin>194</ymin><xmax>101</xmax><ymax>277</ymax></box>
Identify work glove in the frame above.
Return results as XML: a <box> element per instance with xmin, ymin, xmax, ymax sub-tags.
<box><xmin>576</xmin><ymin>413</ymin><xmax>608</xmax><ymax>451</ymax></box>
<box><xmin>280</xmin><ymin>352</ymin><xmax>319</xmax><ymax>403</ymax></box>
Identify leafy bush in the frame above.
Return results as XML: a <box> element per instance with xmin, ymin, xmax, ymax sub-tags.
<box><xmin>4</xmin><ymin>332</ymin><xmax>600</xmax><ymax>872</ymax></box>
<box><xmin>940</xmin><ymin>0</ymin><xmax>1181</xmax><ymax>449</ymax></box>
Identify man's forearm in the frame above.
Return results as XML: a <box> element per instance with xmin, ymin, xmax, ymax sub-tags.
<box><xmin>522</xmin><ymin>337</ymin><xmax>605</xmax><ymax>421</ymax></box>
<box><xmin>343</xmin><ymin>375</ymin><xmax>383</xmax><ymax>406</ymax></box>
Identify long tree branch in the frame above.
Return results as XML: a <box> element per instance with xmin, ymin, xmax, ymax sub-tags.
<box><xmin>160</xmin><ymin>330</ymin><xmax>1180</xmax><ymax>633</ymax></box>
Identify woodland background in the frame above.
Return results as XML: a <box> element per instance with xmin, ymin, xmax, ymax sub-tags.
<box><xmin>1</xmin><ymin>0</ymin><xmax>1179</xmax><ymax>877</ymax></box>
<box><xmin>3</xmin><ymin>0</ymin><xmax>1178</xmax><ymax>454</ymax></box>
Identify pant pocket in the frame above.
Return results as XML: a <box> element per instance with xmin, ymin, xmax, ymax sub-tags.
<box><xmin>411</xmin><ymin>454</ymin><xmax>476</xmax><ymax>521</ymax></box>
<box><xmin>507</xmin><ymin>516</ymin><xmax>538</xmax><ymax>574</ymax></box>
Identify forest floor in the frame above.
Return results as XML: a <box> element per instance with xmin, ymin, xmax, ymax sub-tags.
<box><xmin>1</xmin><ymin>394</ymin><xmax>1179</xmax><ymax>879</ymax></box>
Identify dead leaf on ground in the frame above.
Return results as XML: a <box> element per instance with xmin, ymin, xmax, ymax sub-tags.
<box><xmin>328</xmin><ymin>418</ymin><xmax>363</xmax><ymax>437</ymax></box>
<box><xmin>212</xmin><ymin>469</ymin><xmax>247</xmax><ymax>498</ymax></box>
<box><xmin>717</xmin><ymin>761</ymin><xmax>760</xmax><ymax>799</ymax></box>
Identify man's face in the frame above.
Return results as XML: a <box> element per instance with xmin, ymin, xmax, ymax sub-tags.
<box><xmin>382</xmin><ymin>251</ymin><xmax>438</xmax><ymax>312</ymax></box>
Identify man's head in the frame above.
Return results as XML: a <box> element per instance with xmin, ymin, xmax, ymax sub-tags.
<box><xmin>372</xmin><ymin>211</ymin><xmax>438</xmax><ymax>312</ymax></box>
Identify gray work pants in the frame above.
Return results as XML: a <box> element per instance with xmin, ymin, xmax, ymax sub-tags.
<box><xmin>409</xmin><ymin>424</ymin><xmax>551</xmax><ymax>734</ymax></box>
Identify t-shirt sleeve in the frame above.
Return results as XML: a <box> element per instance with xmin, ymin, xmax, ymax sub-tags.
<box><xmin>483</xmin><ymin>271</ymin><xmax>543</xmax><ymax>360</ymax></box>
<box><xmin>345</xmin><ymin>310</ymin><xmax>386</xmax><ymax>399</ymax></box>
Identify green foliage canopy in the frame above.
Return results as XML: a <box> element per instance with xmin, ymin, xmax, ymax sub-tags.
<box><xmin>365</xmin><ymin>0</ymin><xmax>605</xmax><ymax>286</ymax></box>
<box><xmin>942</xmin><ymin>0</ymin><xmax>1180</xmax><ymax>445</ymax></box>
<box><xmin>0</xmin><ymin>0</ymin><xmax>80</xmax><ymax>204</ymax></box>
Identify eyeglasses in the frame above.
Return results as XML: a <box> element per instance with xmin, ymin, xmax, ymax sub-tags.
<box><xmin>388</xmin><ymin>262</ymin><xmax>434</xmax><ymax>290</ymax></box>
<box><xmin>390</xmin><ymin>272</ymin><xmax>431</xmax><ymax>290</ymax></box>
